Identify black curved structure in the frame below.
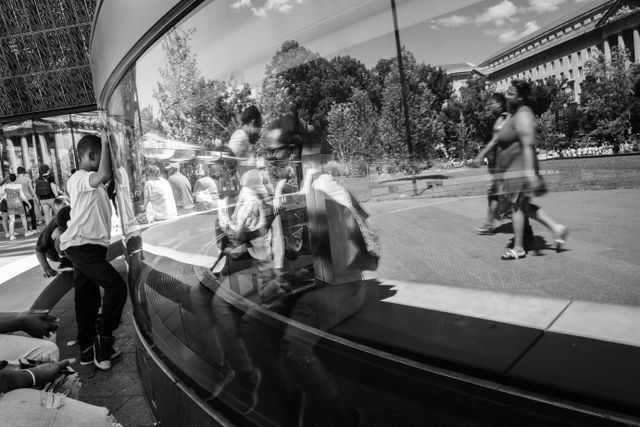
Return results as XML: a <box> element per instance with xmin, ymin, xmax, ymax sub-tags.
<box><xmin>91</xmin><ymin>1</ymin><xmax>640</xmax><ymax>426</ymax></box>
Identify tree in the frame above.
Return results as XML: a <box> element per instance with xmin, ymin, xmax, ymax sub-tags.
<box><xmin>263</xmin><ymin>41</ymin><xmax>330</xmax><ymax>131</ymax></box>
<box><xmin>327</xmin><ymin>89</ymin><xmax>381</xmax><ymax>169</ymax></box>
<box><xmin>457</xmin><ymin>75</ymin><xmax>496</xmax><ymax>148</ymax></box>
<box><xmin>377</xmin><ymin>49</ymin><xmax>449</xmax><ymax>162</ymax></box>
<box><xmin>263</xmin><ymin>41</ymin><xmax>372</xmax><ymax>134</ymax></box>
<box><xmin>154</xmin><ymin>27</ymin><xmax>257</xmax><ymax>147</ymax></box>
<box><xmin>579</xmin><ymin>46</ymin><xmax>640</xmax><ymax>144</ymax></box>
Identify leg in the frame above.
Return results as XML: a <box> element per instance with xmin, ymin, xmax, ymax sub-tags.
<box><xmin>0</xmin><ymin>389</ymin><xmax>119</xmax><ymax>427</ymax></box>
<box><xmin>211</xmin><ymin>292</ymin><xmax>252</xmax><ymax>374</ymax></box>
<box><xmin>69</xmin><ymin>261</ymin><xmax>101</xmax><ymax>351</ymax></box>
<box><xmin>527</xmin><ymin>203</ymin><xmax>567</xmax><ymax>242</ymax></box>
<box><xmin>65</xmin><ymin>245</ymin><xmax>127</xmax><ymax>369</ymax></box>
<box><xmin>8</xmin><ymin>214</ymin><xmax>15</xmax><ymax>238</ymax></box>
<box><xmin>503</xmin><ymin>198</ymin><xmax>527</xmax><ymax>259</ymax></box>
<box><xmin>19</xmin><ymin>214</ymin><xmax>29</xmax><ymax>236</ymax></box>
<box><xmin>1</xmin><ymin>213</ymin><xmax>7</xmax><ymax>236</ymax></box>
<box><xmin>27</xmin><ymin>199</ymin><xmax>37</xmax><ymax>230</ymax></box>
<box><xmin>281</xmin><ymin>282</ymin><xmax>365</xmax><ymax>425</ymax></box>
<box><xmin>0</xmin><ymin>334</ymin><xmax>59</xmax><ymax>363</ymax></box>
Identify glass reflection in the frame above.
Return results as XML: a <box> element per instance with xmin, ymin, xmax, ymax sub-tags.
<box><xmin>101</xmin><ymin>0</ymin><xmax>640</xmax><ymax>425</ymax></box>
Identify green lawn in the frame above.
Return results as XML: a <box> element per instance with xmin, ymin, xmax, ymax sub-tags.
<box><xmin>342</xmin><ymin>154</ymin><xmax>640</xmax><ymax>202</ymax></box>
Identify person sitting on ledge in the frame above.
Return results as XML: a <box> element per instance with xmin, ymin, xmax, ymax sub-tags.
<box><xmin>0</xmin><ymin>310</ymin><xmax>59</xmax><ymax>363</ymax></box>
<box><xmin>35</xmin><ymin>197</ymin><xmax>73</xmax><ymax>277</ymax></box>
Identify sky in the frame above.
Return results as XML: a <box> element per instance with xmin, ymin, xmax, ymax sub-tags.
<box><xmin>134</xmin><ymin>0</ymin><xmax>603</xmax><ymax>114</ymax></box>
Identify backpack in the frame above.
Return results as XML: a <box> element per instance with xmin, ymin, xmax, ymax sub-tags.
<box><xmin>35</xmin><ymin>176</ymin><xmax>52</xmax><ymax>198</ymax></box>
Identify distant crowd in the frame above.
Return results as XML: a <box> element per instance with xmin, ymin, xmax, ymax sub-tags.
<box><xmin>544</xmin><ymin>141</ymin><xmax>638</xmax><ymax>159</ymax></box>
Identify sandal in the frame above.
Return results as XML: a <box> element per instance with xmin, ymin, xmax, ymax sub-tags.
<box><xmin>475</xmin><ymin>224</ymin><xmax>494</xmax><ymax>235</ymax></box>
<box><xmin>553</xmin><ymin>226</ymin><xmax>569</xmax><ymax>252</ymax></box>
<box><xmin>501</xmin><ymin>249</ymin><xmax>526</xmax><ymax>260</ymax></box>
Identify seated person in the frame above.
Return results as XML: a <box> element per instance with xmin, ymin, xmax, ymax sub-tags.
<box><xmin>0</xmin><ymin>357</ymin><xmax>121</xmax><ymax>426</ymax></box>
<box><xmin>0</xmin><ymin>310</ymin><xmax>59</xmax><ymax>363</ymax></box>
<box><xmin>35</xmin><ymin>202</ymin><xmax>72</xmax><ymax>277</ymax></box>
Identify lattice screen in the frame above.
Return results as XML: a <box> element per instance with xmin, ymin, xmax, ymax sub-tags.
<box><xmin>0</xmin><ymin>0</ymin><xmax>97</xmax><ymax>119</ymax></box>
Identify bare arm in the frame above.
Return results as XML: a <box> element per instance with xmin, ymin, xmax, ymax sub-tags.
<box><xmin>0</xmin><ymin>312</ymin><xmax>24</xmax><ymax>334</ymax></box>
<box><xmin>472</xmin><ymin>137</ymin><xmax>499</xmax><ymax>166</ymax></box>
<box><xmin>0</xmin><ymin>370</ymin><xmax>36</xmax><ymax>393</ymax></box>
<box><xmin>514</xmin><ymin>108</ymin><xmax>538</xmax><ymax>180</ymax></box>
<box><xmin>49</xmin><ymin>181</ymin><xmax>60</xmax><ymax>196</ymax></box>
<box><xmin>0</xmin><ymin>310</ymin><xmax>58</xmax><ymax>337</ymax></box>
<box><xmin>35</xmin><ymin>251</ymin><xmax>57</xmax><ymax>277</ymax></box>
<box><xmin>0</xmin><ymin>359</ymin><xmax>73</xmax><ymax>393</ymax></box>
<box><xmin>89</xmin><ymin>132</ymin><xmax>113</xmax><ymax>188</ymax></box>
<box><xmin>18</xmin><ymin>188</ymin><xmax>31</xmax><ymax>208</ymax></box>
<box><xmin>27</xmin><ymin>180</ymin><xmax>37</xmax><ymax>200</ymax></box>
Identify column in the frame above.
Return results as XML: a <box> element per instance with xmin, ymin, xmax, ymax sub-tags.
<box><xmin>5</xmin><ymin>139</ymin><xmax>19</xmax><ymax>172</ymax></box>
<box><xmin>20</xmin><ymin>137</ymin><xmax>30</xmax><ymax>172</ymax></box>
<box><xmin>29</xmin><ymin>134</ymin><xmax>39</xmax><ymax>179</ymax></box>
<box><xmin>604</xmin><ymin>38</ymin><xmax>611</xmax><ymax>61</ymax></box>
<box><xmin>38</xmin><ymin>134</ymin><xmax>51</xmax><ymax>166</ymax></box>
<box><xmin>633</xmin><ymin>28</ymin><xmax>640</xmax><ymax>63</ymax></box>
<box><xmin>618</xmin><ymin>32</ymin><xmax>625</xmax><ymax>51</ymax></box>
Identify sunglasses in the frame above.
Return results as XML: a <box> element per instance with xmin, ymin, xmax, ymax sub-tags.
<box><xmin>263</xmin><ymin>146</ymin><xmax>292</xmax><ymax>161</ymax></box>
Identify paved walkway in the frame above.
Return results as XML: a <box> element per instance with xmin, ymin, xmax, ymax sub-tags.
<box><xmin>365</xmin><ymin>188</ymin><xmax>640</xmax><ymax>306</ymax></box>
<box><xmin>0</xmin><ymin>230</ymin><xmax>154</xmax><ymax>427</ymax></box>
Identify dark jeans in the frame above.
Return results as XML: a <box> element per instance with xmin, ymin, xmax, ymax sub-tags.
<box><xmin>23</xmin><ymin>200</ymin><xmax>37</xmax><ymax>230</ymax></box>
<box><xmin>65</xmin><ymin>244</ymin><xmax>128</xmax><ymax>349</ymax></box>
<box><xmin>244</xmin><ymin>281</ymin><xmax>365</xmax><ymax>423</ymax></box>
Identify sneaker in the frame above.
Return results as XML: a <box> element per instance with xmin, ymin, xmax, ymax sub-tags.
<box><xmin>58</xmin><ymin>258</ymin><xmax>73</xmax><ymax>272</ymax></box>
<box><xmin>9</xmin><ymin>235</ymin><xmax>16</xmax><ymax>241</ymax></box>
<box><xmin>80</xmin><ymin>345</ymin><xmax>94</xmax><ymax>365</ymax></box>
<box><xmin>25</xmin><ymin>230</ymin><xmax>35</xmax><ymax>237</ymax></box>
<box><xmin>80</xmin><ymin>343</ymin><xmax>122</xmax><ymax>365</ymax></box>
<box><xmin>4</xmin><ymin>233</ymin><xmax>9</xmax><ymax>238</ymax></box>
<box><xmin>93</xmin><ymin>336</ymin><xmax>119</xmax><ymax>370</ymax></box>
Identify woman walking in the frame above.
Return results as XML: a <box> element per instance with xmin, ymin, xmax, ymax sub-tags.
<box><xmin>496</xmin><ymin>80</ymin><xmax>568</xmax><ymax>260</ymax></box>
<box><xmin>4</xmin><ymin>174</ymin><xmax>33</xmax><ymax>240</ymax></box>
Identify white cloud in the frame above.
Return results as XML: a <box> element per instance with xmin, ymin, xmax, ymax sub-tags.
<box><xmin>230</xmin><ymin>0</ymin><xmax>251</xmax><ymax>9</ymax></box>
<box><xmin>432</xmin><ymin>14</ymin><xmax>471</xmax><ymax>28</ymax></box>
<box><xmin>528</xmin><ymin>0</ymin><xmax>567</xmax><ymax>13</ymax></box>
<box><xmin>230</xmin><ymin>0</ymin><xmax>305</xmax><ymax>17</ymax></box>
<box><xmin>476</xmin><ymin>0</ymin><xmax>519</xmax><ymax>26</ymax></box>
<box><xmin>486</xmin><ymin>20</ymin><xmax>540</xmax><ymax>42</ymax></box>
<box><xmin>521</xmin><ymin>20</ymin><xmax>540</xmax><ymax>35</ymax></box>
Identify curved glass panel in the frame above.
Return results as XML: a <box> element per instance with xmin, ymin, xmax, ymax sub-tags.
<box><xmin>103</xmin><ymin>0</ymin><xmax>640</xmax><ymax>425</ymax></box>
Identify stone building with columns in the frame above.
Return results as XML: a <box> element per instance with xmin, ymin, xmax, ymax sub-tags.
<box><xmin>0</xmin><ymin>113</ymin><xmax>101</xmax><ymax>190</ymax></box>
<box><xmin>479</xmin><ymin>0</ymin><xmax>640</xmax><ymax>101</ymax></box>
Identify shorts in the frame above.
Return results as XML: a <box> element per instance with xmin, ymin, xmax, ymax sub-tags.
<box><xmin>487</xmin><ymin>179</ymin><xmax>498</xmax><ymax>202</ymax></box>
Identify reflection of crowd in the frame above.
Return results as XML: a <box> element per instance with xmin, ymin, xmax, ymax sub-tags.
<box><xmin>144</xmin><ymin>106</ymin><xmax>375</xmax><ymax>425</ymax></box>
<box><xmin>545</xmin><ymin>141</ymin><xmax>637</xmax><ymax>159</ymax></box>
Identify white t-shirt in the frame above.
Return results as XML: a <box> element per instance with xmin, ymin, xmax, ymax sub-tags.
<box><xmin>60</xmin><ymin>170</ymin><xmax>112</xmax><ymax>250</ymax></box>
<box><xmin>144</xmin><ymin>178</ymin><xmax>177</xmax><ymax>221</ymax></box>
<box><xmin>228</xmin><ymin>129</ymin><xmax>250</xmax><ymax>157</ymax></box>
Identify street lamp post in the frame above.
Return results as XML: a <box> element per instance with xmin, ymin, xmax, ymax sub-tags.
<box><xmin>390</xmin><ymin>0</ymin><xmax>418</xmax><ymax>195</ymax></box>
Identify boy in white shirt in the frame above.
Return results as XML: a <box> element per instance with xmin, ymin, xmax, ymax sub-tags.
<box><xmin>60</xmin><ymin>133</ymin><xmax>126</xmax><ymax>370</ymax></box>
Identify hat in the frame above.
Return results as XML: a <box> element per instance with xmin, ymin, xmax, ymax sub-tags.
<box><xmin>167</xmin><ymin>162</ymin><xmax>180</xmax><ymax>169</ymax></box>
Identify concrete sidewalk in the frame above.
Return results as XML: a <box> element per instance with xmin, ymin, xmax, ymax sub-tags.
<box><xmin>50</xmin><ymin>259</ymin><xmax>154</xmax><ymax>427</ymax></box>
<box><xmin>365</xmin><ymin>188</ymin><xmax>640</xmax><ymax>306</ymax></box>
